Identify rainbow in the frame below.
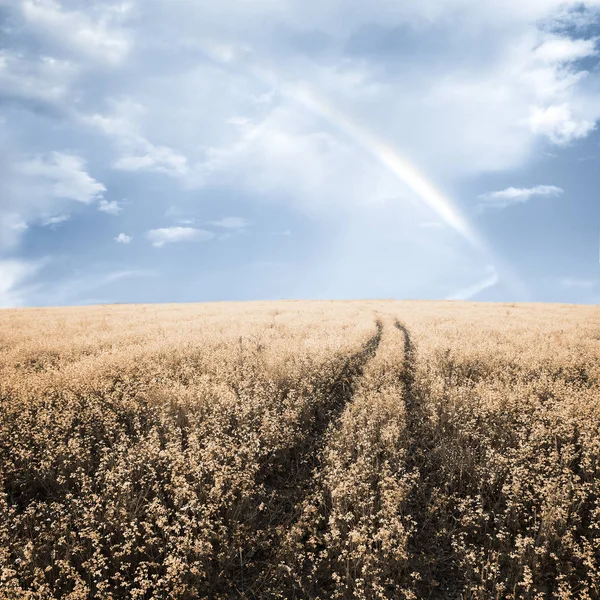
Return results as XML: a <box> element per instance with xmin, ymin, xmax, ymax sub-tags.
<box><xmin>201</xmin><ymin>40</ymin><xmax>528</xmax><ymax>298</ymax></box>
<box><xmin>291</xmin><ymin>84</ymin><xmax>485</xmax><ymax>253</ymax></box>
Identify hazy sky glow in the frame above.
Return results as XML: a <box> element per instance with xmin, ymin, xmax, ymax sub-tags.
<box><xmin>1</xmin><ymin>0</ymin><xmax>600</xmax><ymax>306</ymax></box>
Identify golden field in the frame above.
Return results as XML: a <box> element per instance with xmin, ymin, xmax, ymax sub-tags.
<box><xmin>1</xmin><ymin>300</ymin><xmax>599</xmax><ymax>599</ymax></box>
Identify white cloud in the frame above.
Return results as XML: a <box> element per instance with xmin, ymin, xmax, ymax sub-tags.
<box><xmin>208</xmin><ymin>216</ymin><xmax>251</xmax><ymax>229</ymax></box>
<box><xmin>528</xmin><ymin>104</ymin><xmax>595</xmax><ymax>144</ymax></box>
<box><xmin>0</xmin><ymin>50</ymin><xmax>76</xmax><ymax>104</ymax></box>
<box><xmin>114</xmin><ymin>145</ymin><xmax>188</xmax><ymax>175</ymax></box>
<box><xmin>447</xmin><ymin>265</ymin><xmax>499</xmax><ymax>300</ymax></box>
<box><xmin>84</xmin><ymin>102</ymin><xmax>189</xmax><ymax>177</ymax></box>
<box><xmin>0</xmin><ymin>259</ymin><xmax>40</xmax><ymax>307</ymax></box>
<box><xmin>17</xmin><ymin>152</ymin><xmax>106</xmax><ymax>204</ymax></box>
<box><xmin>114</xmin><ymin>232</ymin><xmax>132</xmax><ymax>243</ymax></box>
<box><xmin>0</xmin><ymin>151</ymin><xmax>106</xmax><ymax>248</ymax></box>
<box><xmin>98</xmin><ymin>199</ymin><xmax>123</xmax><ymax>215</ymax></box>
<box><xmin>50</xmin><ymin>1</ymin><xmax>600</xmax><ymax>228</ymax></box>
<box><xmin>83</xmin><ymin>101</ymin><xmax>142</xmax><ymax>138</ymax></box>
<box><xmin>41</xmin><ymin>214</ymin><xmax>70</xmax><ymax>227</ymax></box>
<box><xmin>560</xmin><ymin>278</ymin><xmax>597</xmax><ymax>289</ymax></box>
<box><xmin>534</xmin><ymin>37</ymin><xmax>598</xmax><ymax>63</ymax></box>
<box><xmin>413</xmin><ymin>30</ymin><xmax>600</xmax><ymax>173</ymax></box>
<box><xmin>133</xmin><ymin>0</ymin><xmax>600</xmax><ymax>49</ymax></box>
<box><xmin>478</xmin><ymin>184</ymin><xmax>563</xmax><ymax>209</ymax></box>
<box><xmin>146</xmin><ymin>226</ymin><xmax>215</xmax><ymax>247</ymax></box>
<box><xmin>0</xmin><ymin>214</ymin><xmax>29</xmax><ymax>248</ymax></box>
<box><xmin>20</xmin><ymin>0</ymin><xmax>131</xmax><ymax>64</ymax></box>
<box><xmin>191</xmin><ymin>105</ymin><xmax>401</xmax><ymax>212</ymax></box>
<box><xmin>162</xmin><ymin>21</ymin><xmax>600</xmax><ymax>215</ymax></box>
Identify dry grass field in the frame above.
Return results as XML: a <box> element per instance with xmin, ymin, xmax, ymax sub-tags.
<box><xmin>1</xmin><ymin>300</ymin><xmax>599</xmax><ymax>599</ymax></box>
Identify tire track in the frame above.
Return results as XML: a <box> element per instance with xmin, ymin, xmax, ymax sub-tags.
<box><xmin>234</xmin><ymin>317</ymin><xmax>383</xmax><ymax>598</ymax></box>
<box><xmin>395</xmin><ymin>320</ymin><xmax>464</xmax><ymax>599</ymax></box>
<box><xmin>395</xmin><ymin>320</ymin><xmax>416</xmax><ymax>408</ymax></box>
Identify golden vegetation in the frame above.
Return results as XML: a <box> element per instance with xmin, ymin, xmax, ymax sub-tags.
<box><xmin>1</xmin><ymin>300</ymin><xmax>599</xmax><ymax>599</ymax></box>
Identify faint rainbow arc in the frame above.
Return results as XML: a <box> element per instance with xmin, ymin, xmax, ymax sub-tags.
<box><xmin>201</xmin><ymin>42</ymin><xmax>528</xmax><ymax>297</ymax></box>
<box><xmin>290</xmin><ymin>84</ymin><xmax>486</xmax><ymax>252</ymax></box>
<box><xmin>209</xmin><ymin>47</ymin><xmax>486</xmax><ymax>252</ymax></box>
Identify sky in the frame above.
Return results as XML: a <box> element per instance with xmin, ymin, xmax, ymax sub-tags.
<box><xmin>1</xmin><ymin>0</ymin><xmax>600</xmax><ymax>307</ymax></box>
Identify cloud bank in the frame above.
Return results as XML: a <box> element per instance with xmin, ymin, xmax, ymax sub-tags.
<box><xmin>2</xmin><ymin>0</ymin><xmax>600</xmax><ymax>305</ymax></box>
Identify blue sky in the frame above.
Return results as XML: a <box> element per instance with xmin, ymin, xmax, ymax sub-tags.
<box><xmin>1</xmin><ymin>0</ymin><xmax>600</xmax><ymax>306</ymax></box>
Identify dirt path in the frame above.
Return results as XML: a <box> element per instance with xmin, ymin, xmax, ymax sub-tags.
<box><xmin>395</xmin><ymin>319</ymin><xmax>464</xmax><ymax>599</ymax></box>
<box><xmin>233</xmin><ymin>317</ymin><xmax>383</xmax><ymax>598</ymax></box>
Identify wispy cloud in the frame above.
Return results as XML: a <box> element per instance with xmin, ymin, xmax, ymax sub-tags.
<box><xmin>1</xmin><ymin>151</ymin><xmax>107</xmax><ymax>249</ymax></box>
<box><xmin>560</xmin><ymin>278</ymin><xmax>597</xmax><ymax>289</ymax></box>
<box><xmin>84</xmin><ymin>102</ymin><xmax>188</xmax><ymax>177</ymax></box>
<box><xmin>114</xmin><ymin>145</ymin><xmax>188</xmax><ymax>176</ymax></box>
<box><xmin>41</xmin><ymin>214</ymin><xmax>70</xmax><ymax>228</ymax></box>
<box><xmin>1</xmin><ymin>213</ymin><xmax>28</xmax><ymax>233</ymax></box>
<box><xmin>147</xmin><ymin>226</ymin><xmax>215</xmax><ymax>248</ymax></box>
<box><xmin>0</xmin><ymin>214</ymin><xmax>28</xmax><ymax>250</ymax></box>
<box><xmin>0</xmin><ymin>259</ymin><xmax>40</xmax><ymax>307</ymax></box>
<box><xmin>98</xmin><ymin>199</ymin><xmax>123</xmax><ymax>215</ymax></box>
<box><xmin>20</xmin><ymin>0</ymin><xmax>131</xmax><ymax>64</ymax></box>
<box><xmin>17</xmin><ymin>152</ymin><xmax>106</xmax><ymax>204</ymax></box>
<box><xmin>101</xmin><ymin>270</ymin><xmax>153</xmax><ymax>285</ymax></box>
<box><xmin>40</xmin><ymin>268</ymin><xmax>156</xmax><ymax>306</ymax></box>
<box><xmin>114</xmin><ymin>232</ymin><xmax>132</xmax><ymax>244</ymax></box>
<box><xmin>208</xmin><ymin>217</ymin><xmax>251</xmax><ymax>229</ymax></box>
<box><xmin>447</xmin><ymin>266</ymin><xmax>499</xmax><ymax>300</ymax></box>
<box><xmin>0</xmin><ymin>50</ymin><xmax>76</xmax><ymax>105</ymax></box>
<box><xmin>477</xmin><ymin>185</ymin><xmax>563</xmax><ymax>210</ymax></box>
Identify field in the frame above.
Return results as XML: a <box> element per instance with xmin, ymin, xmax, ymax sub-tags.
<box><xmin>1</xmin><ymin>300</ymin><xmax>600</xmax><ymax>599</ymax></box>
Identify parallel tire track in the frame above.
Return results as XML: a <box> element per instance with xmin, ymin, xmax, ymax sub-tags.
<box><xmin>395</xmin><ymin>320</ymin><xmax>464</xmax><ymax>599</ymax></box>
<box><xmin>235</xmin><ymin>318</ymin><xmax>383</xmax><ymax>598</ymax></box>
